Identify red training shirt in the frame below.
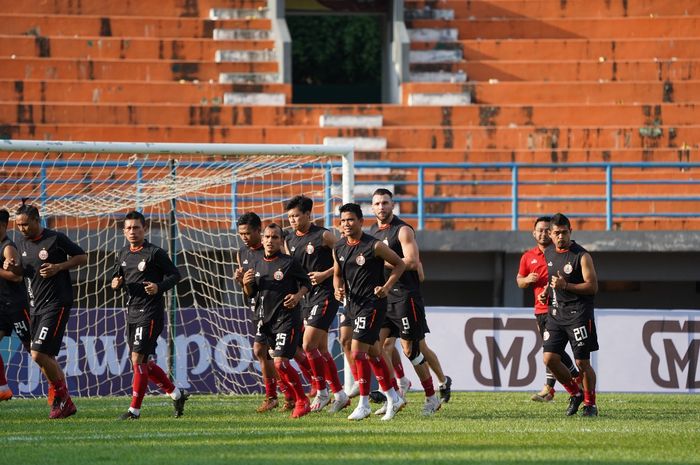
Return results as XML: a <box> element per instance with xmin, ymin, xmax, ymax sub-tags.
<box><xmin>518</xmin><ymin>246</ymin><xmax>549</xmax><ymax>315</ymax></box>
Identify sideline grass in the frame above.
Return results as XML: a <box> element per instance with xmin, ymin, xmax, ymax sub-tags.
<box><xmin>1</xmin><ymin>392</ymin><xmax>699</xmax><ymax>465</ymax></box>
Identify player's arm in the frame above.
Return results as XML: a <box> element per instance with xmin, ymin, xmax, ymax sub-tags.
<box><xmin>242</xmin><ymin>269</ymin><xmax>256</xmax><ymax>297</ymax></box>
<box><xmin>374</xmin><ymin>241</ymin><xmax>405</xmax><ymax>298</ymax></box>
<box><xmin>566</xmin><ymin>253</ymin><xmax>598</xmax><ymax>295</ymax></box>
<box><xmin>283</xmin><ymin>260</ymin><xmax>311</xmax><ymax>308</ymax></box>
<box><xmin>110</xmin><ymin>253</ymin><xmax>124</xmax><ymax>290</ymax></box>
<box><xmin>309</xmin><ymin>229</ymin><xmax>338</xmax><ymax>286</ymax></box>
<box><xmin>233</xmin><ymin>250</ymin><xmax>245</xmax><ymax>285</ymax></box>
<box><xmin>148</xmin><ymin>248</ymin><xmax>182</xmax><ymax>294</ymax></box>
<box><xmin>417</xmin><ymin>261</ymin><xmax>425</xmax><ymax>282</ymax></box>
<box><xmin>40</xmin><ymin>233</ymin><xmax>87</xmax><ymax>278</ymax></box>
<box><xmin>0</xmin><ymin>244</ymin><xmax>23</xmax><ymax>282</ymax></box>
<box><xmin>515</xmin><ymin>253</ymin><xmax>539</xmax><ymax>288</ymax></box>
<box><xmin>332</xmin><ymin>248</ymin><xmax>345</xmax><ymax>302</ymax></box>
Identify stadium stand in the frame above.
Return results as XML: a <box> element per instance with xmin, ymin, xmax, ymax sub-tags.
<box><xmin>0</xmin><ymin>0</ymin><xmax>698</xmax><ymax>229</ymax></box>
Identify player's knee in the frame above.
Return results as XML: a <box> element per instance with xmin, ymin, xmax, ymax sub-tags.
<box><xmin>575</xmin><ymin>359</ymin><xmax>591</xmax><ymax>371</ymax></box>
<box><xmin>30</xmin><ymin>350</ymin><xmax>42</xmax><ymax>363</ymax></box>
<box><xmin>543</xmin><ymin>351</ymin><xmax>558</xmax><ymax>367</ymax></box>
<box><xmin>253</xmin><ymin>345</ymin><xmax>268</xmax><ymax>360</ymax></box>
<box><xmin>405</xmin><ymin>340</ymin><xmax>425</xmax><ymax>366</ymax></box>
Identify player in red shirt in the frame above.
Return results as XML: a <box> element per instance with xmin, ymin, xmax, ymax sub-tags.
<box><xmin>516</xmin><ymin>216</ymin><xmax>579</xmax><ymax>402</ymax></box>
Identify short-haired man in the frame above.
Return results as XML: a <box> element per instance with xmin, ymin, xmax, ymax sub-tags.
<box><xmin>111</xmin><ymin>211</ymin><xmax>188</xmax><ymax>419</ymax></box>
<box><xmin>540</xmin><ymin>213</ymin><xmax>599</xmax><ymax>417</ymax></box>
<box><xmin>517</xmin><ymin>216</ymin><xmax>579</xmax><ymax>402</ymax></box>
<box><xmin>284</xmin><ymin>195</ymin><xmax>349</xmax><ymax>413</ymax></box>
<box><xmin>0</xmin><ymin>209</ymin><xmax>31</xmax><ymax>400</ymax></box>
<box><xmin>243</xmin><ymin>223</ymin><xmax>312</xmax><ymax>418</ymax></box>
<box><xmin>15</xmin><ymin>203</ymin><xmax>87</xmax><ymax>419</ymax></box>
<box><xmin>333</xmin><ymin>203</ymin><xmax>406</xmax><ymax>421</ymax></box>
<box><xmin>369</xmin><ymin>189</ymin><xmax>442</xmax><ymax>415</ymax></box>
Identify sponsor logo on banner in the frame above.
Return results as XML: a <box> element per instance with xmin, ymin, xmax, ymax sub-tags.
<box><xmin>642</xmin><ymin>320</ymin><xmax>700</xmax><ymax>389</ymax></box>
<box><xmin>464</xmin><ymin>317</ymin><xmax>541</xmax><ymax>387</ymax></box>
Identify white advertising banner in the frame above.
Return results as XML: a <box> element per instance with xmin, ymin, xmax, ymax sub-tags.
<box><xmin>403</xmin><ymin>307</ymin><xmax>699</xmax><ymax>393</ymax></box>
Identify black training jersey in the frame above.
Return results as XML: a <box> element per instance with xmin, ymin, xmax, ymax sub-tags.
<box><xmin>368</xmin><ymin>216</ymin><xmax>421</xmax><ymax>302</ymax></box>
<box><xmin>0</xmin><ymin>236</ymin><xmax>29</xmax><ymax>310</ymax></box>
<box><xmin>250</xmin><ymin>251</ymin><xmax>311</xmax><ymax>325</ymax></box>
<box><xmin>286</xmin><ymin>224</ymin><xmax>334</xmax><ymax>293</ymax></box>
<box><xmin>334</xmin><ymin>232</ymin><xmax>385</xmax><ymax>308</ymax></box>
<box><xmin>113</xmin><ymin>241</ymin><xmax>181</xmax><ymax>323</ymax></box>
<box><xmin>16</xmin><ymin>228</ymin><xmax>85</xmax><ymax>313</ymax></box>
<box><xmin>238</xmin><ymin>243</ymin><xmax>264</xmax><ymax>308</ymax></box>
<box><xmin>544</xmin><ymin>241</ymin><xmax>595</xmax><ymax>322</ymax></box>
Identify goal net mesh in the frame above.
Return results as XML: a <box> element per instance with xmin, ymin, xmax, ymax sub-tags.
<box><xmin>0</xmin><ymin>145</ymin><xmax>347</xmax><ymax>397</ymax></box>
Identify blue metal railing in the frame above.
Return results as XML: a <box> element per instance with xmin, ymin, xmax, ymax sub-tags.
<box><xmin>1</xmin><ymin>159</ymin><xmax>698</xmax><ymax>231</ymax></box>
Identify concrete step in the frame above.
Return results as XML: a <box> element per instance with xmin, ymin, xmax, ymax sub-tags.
<box><xmin>0</xmin><ymin>14</ymin><xmax>271</xmax><ymax>38</ymax></box>
<box><xmin>0</xmin><ymin>57</ymin><xmax>278</xmax><ymax>81</ymax></box>
<box><xmin>408</xmin><ymin>28</ymin><xmax>458</xmax><ymax>42</ymax></box>
<box><xmin>319</xmin><ymin>115</ymin><xmax>383</xmax><ymax>128</ymax></box>
<box><xmin>403</xmin><ymin>0</ymin><xmax>700</xmax><ymax>19</ymax></box>
<box><xmin>209</xmin><ymin>8</ymin><xmax>268</xmax><ymax>19</ymax></box>
<box><xmin>0</xmin><ymin>0</ymin><xmax>268</xmax><ymax>16</ymax></box>
<box><xmin>407</xmin><ymin>17</ymin><xmax>700</xmax><ymax>40</ymax></box>
<box><xmin>409</xmin><ymin>50</ymin><xmax>463</xmax><ymax>63</ymax></box>
<box><xmin>410</xmin><ymin>38</ymin><xmax>700</xmax><ymax>61</ymax></box>
<box><xmin>215</xmin><ymin>50</ymin><xmax>276</xmax><ymax>62</ymax></box>
<box><xmin>219</xmin><ymin>72</ymin><xmax>279</xmax><ymax>83</ymax></box>
<box><xmin>410</xmin><ymin>70</ymin><xmax>467</xmax><ymax>83</ymax></box>
<box><xmin>405</xmin><ymin>7</ymin><xmax>454</xmax><ymax>20</ymax></box>
<box><xmin>0</xmin><ymin>35</ymin><xmax>276</xmax><ymax>60</ymax></box>
<box><xmin>407</xmin><ymin>93</ymin><xmax>471</xmax><ymax>106</ymax></box>
<box><xmin>213</xmin><ymin>29</ymin><xmax>272</xmax><ymax>40</ymax></box>
<box><xmin>323</xmin><ymin>137</ymin><xmax>387</xmax><ymax>151</ymax></box>
<box><xmin>223</xmin><ymin>92</ymin><xmax>285</xmax><ymax>105</ymax></box>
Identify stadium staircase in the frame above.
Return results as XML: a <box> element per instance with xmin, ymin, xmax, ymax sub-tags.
<box><xmin>0</xmin><ymin>0</ymin><xmax>699</xmax><ymax>229</ymax></box>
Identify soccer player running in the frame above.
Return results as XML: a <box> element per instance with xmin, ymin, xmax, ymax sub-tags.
<box><xmin>0</xmin><ymin>209</ymin><xmax>31</xmax><ymax>401</ymax></box>
<box><xmin>14</xmin><ymin>203</ymin><xmax>87</xmax><ymax>419</ymax></box>
<box><xmin>242</xmin><ymin>223</ymin><xmax>312</xmax><ymax>418</ymax></box>
<box><xmin>284</xmin><ymin>196</ymin><xmax>349</xmax><ymax>413</ymax></box>
<box><xmin>516</xmin><ymin>216</ymin><xmax>580</xmax><ymax>402</ymax></box>
<box><xmin>111</xmin><ymin>211</ymin><xmax>189</xmax><ymax>420</ymax></box>
<box><xmin>539</xmin><ymin>213</ymin><xmax>599</xmax><ymax>417</ymax></box>
<box><xmin>368</xmin><ymin>189</ymin><xmax>442</xmax><ymax>415</ymax></box>
<box><xmin>333</xmin><ymin>203</ymin><xmax>406</xmax><ymax>421</ymax></box>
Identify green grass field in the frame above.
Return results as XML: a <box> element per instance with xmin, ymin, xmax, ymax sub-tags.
<box><xmin>1</xmin><ymin>392</ymin><xmax>699</xmax><ymax>465</ymax></box>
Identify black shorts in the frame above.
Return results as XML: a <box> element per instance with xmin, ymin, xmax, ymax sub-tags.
<box><xmin>253</xmin><ymin>318</ymin><xmax>274</xmax><ymax>346</ymax></box>
<box><xmin>535</xmin><ymin>313</ymin><xmax>548</xmax><ymax>338</ymax></box>
<box><xmin>348</xmin><ymin>301</ymin><xmax>386</xmax><ymax>345</ymax></box>
<box><xmin>543</xmin><ymin>311</ymin><xmax>599</xmax><ymax>360</ymax></box>
<box><xmin>258</xmin><ymin>318</ymin><xmax>302</xmax><ymax>359</ymax></box>
<box><xmin>128</xmin><ymin>318</ymin><xmax>164</xmax><ymax>355</ymax></box>
<box><xmin>30</xmin><ymin>307</ymin><xmax>70</xmax><ymax>356</ymax></box>
<box><xmin>303</xmin><ymin>290</ymin><xmax>340</xmax><ymax>332</ymax></box>
<box><xmin>0</xmin><ymin>303</ymin><xmax>31</xmax><ymax>344</ymax></box>
<box><xmin>384</xmin><ymin>295</ymin><xmax>429</xmax><ymax>341</ymax></box>
<box><xmin>338</xmin><ymin>304</ymin><xmax>353</xmax><ymax>329</ymax></box>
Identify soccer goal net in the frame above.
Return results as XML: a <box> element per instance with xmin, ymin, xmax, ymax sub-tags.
<box><xmin>0</xmin><ymin>140</ymin><xmax>354</xmax><ymax>397</ymax></box>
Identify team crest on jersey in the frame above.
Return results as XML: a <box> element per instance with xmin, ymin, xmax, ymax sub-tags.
<box><xmin>137</xmin><ymin>260</ymin><xmax>147</xmax><ymax>272</ymax></box>
<box><xmin>38</xmin><ymin>249</ymin><xmax>48</xmax><ymax>260</ymax></box>
<box><xmin>564</xmin><ymin>262</ymin><xmax>573</xmax><ymax>274</ymax></box>
<box><xmin>356</xmin><ymin>254</ymin><xmax>365</xmax><ymax>266</ymax></box>
<box><xmin>274</xmin><ymin>270</ymin><xmax>284</xmax><ymax>280</ymax></box>
<box><xmin>306</xmin><ymin>243</ymin><xmax>315</xmax><ymax>254</ymax></box>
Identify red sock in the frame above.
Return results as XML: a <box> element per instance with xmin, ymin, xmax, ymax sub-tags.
<box><xmin>349</xmin><ymin>355</ymin><xmax>359</xmax><ymax>382</ymax></box>
<box><xmin>562</xmin><ymin>379</ymin><xmax>581</xmax><ymax>397</ymax></box>
<box><xmin>352</xmin><ymin>351</ymin><xmax>371</xmax><ymax>396</ymax></box>
<box><xmin>275</xmin><ymin>359</ymin><xmax>306</xmax><ymax>402</ymax></box>
<box><xmin>147</xmin><ymin>360</ymin><xmax>175</xmax><ymax>394</ymax></box>
<box><xmin>584</xmin><ymin>389</ymin><xmax>596</xmax><ymax>406</ymax></box>
<box><xmin>264</xmin><ymin>377</ymin><xmax>277</xmax><ymax>398</ymax></box>
<box><xmin>368</xmin><ymin>356</ymin><xmax>392</xmax><ymax>392</ymax></box>
<box><xmin>293</xmin><ymin>352</ymin><xmax>314</xmax><ymax>386</ymax></box>
<box><xmin>130</xmin><ymin>363</ymin><xmax>149</xmax><ymax>409</ymax></box>
<box><xmin>321</xmin><ymin>351</ymin><xmax>343</xmax><ymax>393</ymax></box>
<box><xmin>0</xmin><ymin>356</ymin><xmax>7</xmax><ymax>385</ymax></box>
<box><xmin>421</xmin><ymin>376</ymin><xmax>436</xmax><ymax>397</ymax></box>
<box><xmin>277</xmin><ymin>377</ymin><xmax>294</xmax><ymax>401</ymax></box>
<box><xmin>392</xmin><ymin>353</ymin><xmax>405</xmax><ymax>380</ymax></box>
<box><xmin>305</xmin><ymin>349</ymin><xmax>327</xmax><ymax>391</ymax></box>
<box><xmin>50</xmin><ymin>378</ymin><xmax>69</xmax><ymax>400</ymax></box>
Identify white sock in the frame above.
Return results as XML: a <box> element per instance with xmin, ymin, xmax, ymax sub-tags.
<box><xmin>128</xmin><ymin>407</ymin><xmax>140</xmax><ymax>415</ymax></box>
<box><xmin>358</xmin><ymin>395</ymin><xmax>370</xmax><ymax>409</ymax></box>
<box><xmin>318</xmin><ymin>388</ymin><xmax>329</xmax><ymax>397</ymax></box>
<box><xmin>169</xmin><ymin>387</ymin><xmax>181</xmax><ymax>400</ymax></box>
<box><xmin>385</xmin><ymin>388</ymin><xmax>400</xmax><ymax>404</ymax></box>
<box><xmin>333</xmin><ymin>390</ymin><xmax>344</xmax><ymax>401</ymax></box>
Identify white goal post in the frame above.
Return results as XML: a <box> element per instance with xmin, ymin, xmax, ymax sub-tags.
<box><xmin>0</xmin><ymin>139</ymin><xmax>354</xmax><ymax>397</ymax></box>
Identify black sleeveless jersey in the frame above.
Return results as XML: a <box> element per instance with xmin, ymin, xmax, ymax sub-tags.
<box><xmin>544</xmin><ymin>241</ymin><xmax>595</xmax><ymax>322</ymax></box>
<box><xmin>113</xmin><ymin>241</ymin><xmax>181</xmax><ymax>323</ymax></box>
<box><xmin>0</xmin><ymin>236</ymin><xmax>29</xmax><ymax>310</ymax></box>
<box><xmin>286</xmin><ymin>224</ymin><xmax>334</xmax><ymax>293</ymax></box>
<box><xmin>16</xmin><ymin>228</ymin><xmax>85</xmax><ymax>313</ymax></box>
<box><xmin>334</xmin><ymin>233</ymin><xmax>386</xmax><ymax>309</ymax></box>
<box><xmin>368</xmin><ymin>216</ymin><xmax>421</xmax><ymax>302</ymax></box>
<box><xmin>250</xmin><ymin>251</ymin><xmax>311</xmax><ymax>325</ymax></box>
